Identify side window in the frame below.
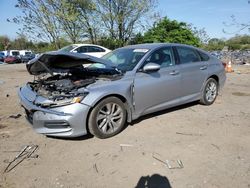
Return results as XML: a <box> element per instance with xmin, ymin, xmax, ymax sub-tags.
<box><xmin>76</xmin><ymin>46</ymin><xmax>88</xmax><ymax>53</ymax></box>
<box><xmin>88</xmin><ymin>46</ymin><xmax>105</xmax><ymax>52</ymax></box>
<box><xmin>145</xmin><ymin>47</ymin><xmax>175</xmax><ymax>68</ymax></box>
<box><xmin>197</xmin><ymin>50</ymin><xmax>210</xmax><ymax>61</ymax></box>
<box><xmin>176</xmin><ymin>47</ymin><xmax>201</xmax><ymax>64</ymax></box>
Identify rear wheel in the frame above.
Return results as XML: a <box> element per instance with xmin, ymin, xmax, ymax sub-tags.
<box><xmin>88</xmin><ymin>97</ymin><xmax>126</xmax><ymax>139</ymax></box>
<box><xmin>200</xmin><ymin>78</ymin><xmax>218</xmax><ymax>105</ymax></box>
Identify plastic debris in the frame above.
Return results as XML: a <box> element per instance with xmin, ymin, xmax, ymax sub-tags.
<box><xmin>4</xmin><ymin>145</ymin><xmax>39</xmax><ymax>173</ymax></box>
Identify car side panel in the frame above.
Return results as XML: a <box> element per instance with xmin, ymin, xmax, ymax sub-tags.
<box><xmin>179</xmin><ymin>61</ymin><xmax>208</xmax><ymax>101</ymax></box>
<box><xmin>133</xmin><ymin>65</ymin><xmax>182</xmax><ymax>117</ymax></box>
<box><xmin>207</xmin><ymin>57</ymin><xmax>226</xmax><ymax>91</ymax></box>
<box><xmin>81</xmin><ymin>76</ymin><xmax>134</xmax><ymax>121</ymax></box>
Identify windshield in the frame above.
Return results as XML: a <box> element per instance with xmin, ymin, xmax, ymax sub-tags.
<box><xmin>102</xmin><ymin>48</ymin><xmax>149</xmax><ymax>72</ymax></box>
<box><xmin>58</xmin><ymin>45</ymin><xmax>78</xmax><ymax>52</ymax></box>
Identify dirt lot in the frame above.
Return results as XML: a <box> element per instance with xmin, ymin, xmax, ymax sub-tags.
<box><xmin>0</xmin><ymin>64</ymin><xmax>250</xmax><ymax>188</ymax></box>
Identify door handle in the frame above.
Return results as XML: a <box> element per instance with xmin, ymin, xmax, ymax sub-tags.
<box><xmin>170</xmin><ymin>70</ymin><xmax>179</xmax><ymax>75</ymax></box>
<box><xmin>200</xmin><ymin>66</ymin><xmax>207</xmax><ymax>70</ymax></box>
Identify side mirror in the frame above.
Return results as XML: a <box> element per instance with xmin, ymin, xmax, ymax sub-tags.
<box><xmin>72</xmin><ymin>50</ymin><xmax>77</xmax><ymax>53</ymax></box>
<box><xmin>142</xmin><ymin>63</ymin><xmax>160</xmax><ymax>72</ymax></box>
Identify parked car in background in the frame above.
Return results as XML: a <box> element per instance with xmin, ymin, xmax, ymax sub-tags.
<box><xmin>19</xmin><ymin>50</ymin><xmax>33</xmax><ymax>56</ymax></box>
<box><xmin>0</xmin><ymin>52</ymin><xmax>5</xmax><ymax>62</ymax></box>
<box><xmin>19</xmin><ymin>43</ymin><xmax>226</xmax><ymax>139</ymax></box>
<box><xmin>4</xmin><ymin>56</ymin><xmax>21</xmax><ymax>64</ymax></box>
<box><xmin>58</xmin><ymin>44</ymin><xmax>111</xmax><ymax>58</ymax></box>
<box><xmin>2</xmin><ymin>50</ymin><xmax>20</xmax><ymax>57</ymax></box>
<box><xmin>21</xmin><ymin>53</ymin><xmax>36</xmax><ymax>63</ymax></box>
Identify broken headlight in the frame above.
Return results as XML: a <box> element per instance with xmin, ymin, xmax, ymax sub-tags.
<box><xmin>40</xmin><ymin>92</ymin><xmax>89</xmax><ymax>108</ymax></box>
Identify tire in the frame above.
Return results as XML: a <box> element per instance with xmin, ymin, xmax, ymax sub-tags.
<box><xmin>88</xmin><ymin>97</ymin><xmax>127</xmax><ymax>139</ymax></box>
<box><xmin>200</xmin><ymin>78</ymin><xmax>218</xmax><ymax>105</ymax></box>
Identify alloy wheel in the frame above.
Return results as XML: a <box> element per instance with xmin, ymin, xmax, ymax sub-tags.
<box><xmin>96</xmin><ymin>102</ymin><xmax>124</xmax><ymax>134</ymax></box>
<box><xmin>205</xmin><ymin>81</ymin><xmax>217</xmax><ymax>103</ymax></box>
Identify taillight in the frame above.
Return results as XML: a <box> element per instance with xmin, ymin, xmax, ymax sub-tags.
<box><xmin>221</xmin><ymin>61</ymin><xmax>227</xmax><ymax>68</ymax></box>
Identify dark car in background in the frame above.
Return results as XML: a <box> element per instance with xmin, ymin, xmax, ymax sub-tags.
<box><xmin>21</xmin><ymin>53</ymin><xmax>36</xmax><ymax>63</ymax></box>
<box><xmin>0</xmin><ymin>53</ymin><xmax>4</xmax><ymax>62</ymax></box>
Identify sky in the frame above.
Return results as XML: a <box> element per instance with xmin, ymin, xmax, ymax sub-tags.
<box><xmin>0</xmin><ymin>0</ymin><xmax>249</xmax><ymax>40</ymax></box>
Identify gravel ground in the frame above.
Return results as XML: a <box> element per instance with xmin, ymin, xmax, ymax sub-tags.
<box><xmin>0</xmin><ymin>64</ymin><xmax>250</xmax><ymax>188</ymax></box>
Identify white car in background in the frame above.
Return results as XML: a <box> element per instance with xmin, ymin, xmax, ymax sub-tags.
<box><xmin>58</xmin><ymin>44</ymin><xmax>111</xmax><ymax>58</ymax></box>
<box><xmin>1</xmin><ymin>50</ymin><xmax>20</xmax><ymax>57</ymax></box>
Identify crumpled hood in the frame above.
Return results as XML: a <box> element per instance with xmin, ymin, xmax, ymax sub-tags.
<box><xmin>26</xmin><ymin>51</ymin><xmax>111</xmax><ymax>75</ymax></box>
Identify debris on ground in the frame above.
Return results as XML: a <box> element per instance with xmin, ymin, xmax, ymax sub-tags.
<box><xmin>6</xmin><ymin>94</ymin><xmax>9</xmax><ymax>97</ymax></box>
<box><xmin>93</xmin><ymin>163</ymin><xmax>99</xmax><ymax>173</ymax></box>
<box><xmin>166</xmin><ymin>160</ymin><xmax>184</xmax><ymax>169</ymax></box>
<box><xmin>4</xmin><ymin>145</ymin><xmax>39</xmax><ymax>173</ymax></box>
<box><xmin>232</xmin><ymin>92</ymin><xmax>250</xmax><ymax>97</ymax></box>
<box><xmin>8</xmin><ymin>114</ymin><xmax>22</xmax><ymax>119</ymax></box>
<box><xmin>0</xmin><ymin>80</ymin><xmax>4</xmax><ymax>85</ymax></box>
<box><xmin>120</xmin><ymin>144</ymin><xmax>133</xmax><ymax>151</ymax></box>
<box><xmin>211</xmin><ymin>144</ymin><xmax>220</xmax><ymax>150</ymax></box>
<box><xmin>176</xmin><ymin>132</ymin><xmax>202</xmax><ymax>136</ymax></box>
<box><xmin>152</xmin><ymin>153</ymin><xmax>184</xmax><ymax>169</ymax></box>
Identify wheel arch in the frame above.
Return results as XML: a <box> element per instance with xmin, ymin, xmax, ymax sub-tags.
<box><xmin>208</xmin><ymin>74</ymin><xmax>219</xmax><ymax>85</ymax></box>
<box><xmin>86</xmin><ymin>94</ymin><xmax>133</xmax><ymax>133</ymax></box>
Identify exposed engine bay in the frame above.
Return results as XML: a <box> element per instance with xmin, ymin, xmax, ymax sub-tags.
<box><xmin>28</xmin><ymin>67</ymin><xmax>122</xmax><ymax>101</ymax></box>
<box><xmin>25</xmin><ymin>52</ymin><xmax>123</xmax><ymax>104</ymax></box>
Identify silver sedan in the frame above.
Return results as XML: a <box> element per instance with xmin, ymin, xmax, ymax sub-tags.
<box><xmin>18</xmin><ymin>43</ymin><xmax>226</xmax><ymax>138</ymax></box>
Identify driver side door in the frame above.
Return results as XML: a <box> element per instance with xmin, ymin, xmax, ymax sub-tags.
<box><xmin>133</xmin><ymin>47</ymin><xmax>182</xmax><ymax>116</ymax></box>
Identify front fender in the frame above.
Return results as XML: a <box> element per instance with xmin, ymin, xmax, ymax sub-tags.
<box><xmin>81</xmin><ymin>79</ymin><xmax>134</xmax><ymax>122</ymax></box>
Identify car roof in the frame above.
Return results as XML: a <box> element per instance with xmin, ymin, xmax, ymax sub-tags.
<box><xmin>121</xmin><ymin>43</ymin><xmax>201</xmax><ymax>50</ymax></box>
<box><xmin>72</xmin><ymin>44</ymin><xmax>105</xmax><ymax>48</ymax></box>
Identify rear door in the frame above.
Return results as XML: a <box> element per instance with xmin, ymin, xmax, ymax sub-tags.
<box><xmin>133</xmin><ymin>47</ymin><xmax>182</xmax><ymax>116</ymax></box>
<box><xmin>175</xmin><ymin>46</ymin><xmax>208</xmax><ymax>100</ymax></box>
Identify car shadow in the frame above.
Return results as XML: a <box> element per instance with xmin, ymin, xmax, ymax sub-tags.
<box><xmin>130</xmin><ymin>101</ymin><xmax>199</xmax><ymax>125</ymax></box>
<box><xmin>135</xmin><ymin>174</ymin><xmax>172</xmax><ymax>188</ymax></box>
<box><xmin>46</xmin><ymin>134</ymin><xmax>94</xmax><ymax>141</ymax></box>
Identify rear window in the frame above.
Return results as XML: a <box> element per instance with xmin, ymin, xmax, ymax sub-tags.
<box><xmin>88</xmin><ymin>46</ymin><xmax>105</xmax><ymax>52</ymax></box>
<box><xmin>176</xmin><ymin>47</ymin><xmax>201</xmax><ymax>64</ymax></box>
<box><xmin>197</xmin><ymin>51</ymin><xmax>210</xmax><ymax>61</ymax></box>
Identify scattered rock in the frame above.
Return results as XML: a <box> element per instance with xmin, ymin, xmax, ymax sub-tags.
<box><xmin>0</xmin><ymin>124</ymin><xmax>7</xmax><ymax>129</ymax></box>
<box><xmin>0</xmin><ymin>80</ymin><xmax>4</xmax><ymax>85</ymax></box>
<box><xmin>232</xmin><ymin>92</ymin><xmax>250</xmax><ymax>96</ymax></box>
<box><xmin>9</xmin><ymin>114</ymin><xmax>22</xmax><ymax>119</ymax></box>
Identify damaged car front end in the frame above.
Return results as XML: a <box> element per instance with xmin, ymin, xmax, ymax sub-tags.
<box><xmin>18</xmin><ymin>52</ymin><xmax>124</xmax><ymax>137</ymax></box>
<box><xmin>19</xmin><ymin>43</ymin><xmax>225</xmax><ymax>139</ymax></box>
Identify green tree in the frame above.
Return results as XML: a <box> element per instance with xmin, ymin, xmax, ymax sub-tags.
<box><xmin>204</xmin><ymin>38</ymin><xmax>225</xmax><ymax>51</ymax></box>
<box><xmin>49</xmin><ymin>0</ymin><xmax>82</xmax><ymax>44</ymax></box>
<box><xmin>74</xmin><ymin>0</ymin><xmax>100</xmax><ymax>44</ymax></box>
<box><xmin>0</xmin><ymin>35</ymin><xmax>11</xmax><ymax>50</ymax></box>
<box><xmin>10</xmin><ymin>0</ymin><xmax>62</xmax><ymax>49</ymax></box>
<box><xmin>142</xmin><ymin>17</ymin><xmax>200</xmax><ymax>46</ymax></box>
<box><xmin>95</xmin><ymin>0</ymin><xmax>157</xmax><ymax>46</ymax></box>
<box><xmin>189</xmin><ymin>25</ymin><xmax>210</xmax><ymax>45</ymax></box>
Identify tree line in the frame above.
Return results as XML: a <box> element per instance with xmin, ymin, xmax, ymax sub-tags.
<box><xmin>2</xmin><ymin>0</ymin><xmax>249</xmax><ymax>52</ymax></box>
<box><xmin>8</xmin><ymin>0</ymin><xmax>157</xmax><ymax>49</ymax></box>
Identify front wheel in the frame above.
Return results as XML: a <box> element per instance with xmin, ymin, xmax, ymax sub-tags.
<box><xmin>200</xmin><ymin>78</ymin><xmax>218</xmax><ymax>105</ymax></box>
<box><xmin>88</xmin><ymin>97</ymin><xmax>127</xmax><ymax>139</ymax></box>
